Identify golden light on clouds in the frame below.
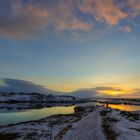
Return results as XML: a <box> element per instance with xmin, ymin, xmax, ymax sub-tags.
<box><xmin>97</xmin><ymin>89</ymin><xmax>128</xmax><ymax>96</ymax></box>
<box><xmin>1</xmin><ymin>0</ymin><xmax>140</xmax><ymax>38</ymax></box>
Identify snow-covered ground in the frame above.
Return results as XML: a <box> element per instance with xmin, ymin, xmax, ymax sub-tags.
<box><xmin>110</xmin><ymin>110</ymin><xmax>140</xmax><ymax>140</ymax></box>
<box><xmin>0</xmin><ymin>105</ymin><xmax>139</xmax><ymax>140</ymax></box>
<box><xmin>62</xmin><ymin>108</ymin><xmax>106</xmax><ymax>140</ymax></box>
<box><xmin>0</xmin><ymin>106</ymin><xmax>95</xmax><ymax>140</ymax></box>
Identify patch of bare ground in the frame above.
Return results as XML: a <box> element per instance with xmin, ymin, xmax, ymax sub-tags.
<box><xmin>100</xmin><ymin>109</ymin><xmax>118</xmax><ymax>140</ymax></box>
<box><xmin>24</xmin><ymin>132</ymin><xmax>38</xmax><ymax>140</ymax></box>
<box><xmin>0</xmin><ymin>133</ymin><xmax>20</xmax><ymax>140</ymax></box>
<box><xmin>54</xmin><ymin>125</ymin><xmax>72</xmax><ymax>140</ymax></box>
<box><xmin>120</xmin><ymin>111</ymin><xmax>140</xmax><ymax>121</ymax></box>
<box><xmin>130</xmin><ymin>128</ymin><xmax>140</xmax><ymax>133</ymax></box>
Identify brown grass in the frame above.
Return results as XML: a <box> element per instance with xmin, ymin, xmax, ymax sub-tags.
<box><xmin>54</xmin><ymin>125</ymin><xmax>72</xmax><ymax>140</ymax></box>
<box><xmin>120</xmin><ymin>111</ymin><xmax>140</xmax><ymax>121</ymax></box>
<box><xmin>0</xmin><ymin>133</ymin><xmax>20</xmax><ymax>140</ymax></box>
<box><xmin>100</xmin><ymin>110</ymin><xmax>118</xmax><ymax>140</ymax></box>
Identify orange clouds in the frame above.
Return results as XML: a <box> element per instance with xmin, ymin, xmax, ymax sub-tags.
<box><xmin>56</xmin><ymin>18</ymin><xmax>93</xmax><ymax>32</ymax></box>
<box><xmin>95</xmin><ymin>87</ymin><xmax>127</xmax><ymax>96</ymax></box>
<box><xmin>97</xmin><ymin>89</ymin><xmax>126</xmax><ymax>96</ymax></box>
<box><xmin>94</xmin><ymin>87</ymin><xmax>140</xmax><ymax>98</ymax></box>
<box><xmin>78</xmin><ymin>0</ymin><xmax>140</xmax><ymax>26</ymax></box>
<box><xmin>3</xmin><ymin>0</ymin><xmax>93</xmax><ymax>38</ymax></box>
<box><xmin>52</xmin><ymin>0</ymin><xmax>93</xmax><ymax>32</ymax></box>
<box><xmin>0</xmin><ymin>0</ymin><xmax>140</xmax><ymax>38</ymax></box>
<box><xmin>78</xmin><ymin>0</ymin><xmax>127</xmax><ymax>26</ymax></box>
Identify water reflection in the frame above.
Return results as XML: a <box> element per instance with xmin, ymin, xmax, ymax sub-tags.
<box><xmin>95</xmin><ymin>102</ymin><xmax>140</xmax><ymax>111</ymax></box>
<box><xmin>108</xmin><ymin>104</ymin><xmax>140</xmax><ymax>111</ymax></box>
<box><xmin>0</xmin><ymin>106</ymin><xmax>74</xmax><ymax>126</ymax></box>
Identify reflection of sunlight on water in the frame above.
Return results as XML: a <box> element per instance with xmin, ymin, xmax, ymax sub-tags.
<box><xmin>108</xmin><ymin>104</ymin><xmax>140</xmax><ymax>111</ymax></box>
<box><xmin>17</xmin><ymin>106</ymin><xmax>75</xmax><ymax>116</ymax></box>
<box><xmin>0</xmin><ymin>106</ymin><xmax>75</xmax><ymax>125</ymax></box>
<box><xmin>96</xmin><ymin>102</ymin><xmax>140</xmax><ymax>111</ymax></box>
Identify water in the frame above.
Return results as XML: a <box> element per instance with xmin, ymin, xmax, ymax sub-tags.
<box><xmin>108</xmin><ymin>104</ymin><xmax>140</xmax><ymax>111</ymax></box>
<box><xmin>0</xmin><ymin>106</ymin><xmax>75</xmax><ymax>126</ymax></box>
<box><xmin>96</xmin><ymin>102</ymin><xmax>140</xmax><ymax>111</ymax></box>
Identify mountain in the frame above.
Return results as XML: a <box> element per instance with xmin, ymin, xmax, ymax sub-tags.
<box><xmin>0</xmin><ymin>92</ymin><xmax>77</xmax><ymax>102</ymax></box>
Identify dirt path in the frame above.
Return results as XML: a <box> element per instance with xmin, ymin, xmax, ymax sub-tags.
<box><xmin>62</xmin><ymin>110</ymin><xmax>106</xmax><ymax>140</ymax></box>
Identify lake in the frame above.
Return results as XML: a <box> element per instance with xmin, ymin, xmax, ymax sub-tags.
<box><xmin>0</xmin><ymin>106</ymin><xmax>75</xmax><ymax>126</ymax></box>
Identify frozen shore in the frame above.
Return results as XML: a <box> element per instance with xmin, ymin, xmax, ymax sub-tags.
<box><xmin>0</xmin><ymin>105</ymin><xmax>140</xmax><ymax>140</ymax></box>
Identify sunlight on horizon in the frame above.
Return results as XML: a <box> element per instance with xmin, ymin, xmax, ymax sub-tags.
<box><xmin>0</xmin><ymin>0</ymin><xmax>140</xmax><ymax>98</ymax></box>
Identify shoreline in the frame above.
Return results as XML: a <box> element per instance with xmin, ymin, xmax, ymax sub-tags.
<box><xmin>0</xmin><ymin>105</ymin><xmax>139</xmax><ymax>140</ymax></box>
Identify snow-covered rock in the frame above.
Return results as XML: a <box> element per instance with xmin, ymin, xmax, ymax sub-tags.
<box><xmin>0</xmin><ymin>92</ymin><xmax>79</xmax><ymax>103</ymax></box>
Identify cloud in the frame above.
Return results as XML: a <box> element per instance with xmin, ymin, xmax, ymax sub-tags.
<box><xmin>127</xmin><ymin>0</ymin><xmax>140</xmax><ymax>16</ymax></box>
<box><xmin>70</xmin><ymin>87</ymin><xmax>124</xmax><ymax>98</ymax></box>
<box><xmin>0</xmin><ymin>79</ymin><xmax>139</xmax><ymax>98</ymax></box>
<box><xmin>55</xmin><ymin>17</ymin><xmax>93</xmax><ymax>32</ymax></box>
<box><xmin>128</xmin><ymin>88</ymin><xmax>140</xmax><ymax>98</ymax></box>
<box><xmin>0</xmin><ymin>0</ymin><xmax>93</xmax><ymax>38</ymax></box>
<box><xmin>93</xmin><ymin>87</ymin><xmax>140</xmax><ymax>98</ymax></box>
<box><xmin>0</xmin><ymin>0</ymin><xmax>140</xmax><ymax>38</ymax></box>
<box><xmin>78</xmin><ymin>0</ymin><xmax>128</xmax><ymax>26</ymax></box>
<box><xmin>70</xmin><ymin>86</ymin><xmax>139</xmax><ymax>98</ymax></box>
<box><xmin>0</xmin><ymin>78</ymin><xmax>50</xmax><ymax>93</ymax></box>
<box><xmin>70</xmin><ymin>88</ymin><xmax>99</xmax><ymax>98</ymax></box>
<box><xmin>0</xmin><ymin>0</ymin><xmax>52</xmax><ymax>38</ymax></box>
<box><xmin>119</xmin><ymin>26</ymin><xmax>132</xmax><ymax>33</ymax></box>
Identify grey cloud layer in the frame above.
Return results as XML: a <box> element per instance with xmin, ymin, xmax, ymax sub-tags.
<box><xmin>0</xmin><ymin>78</ymin><xmax>49</xmax><ymax>93</ymax></box>
<box><xmin>0</xmin><ymin>78</ymin><xmax>139</xmax><ymax>98</ymax></box>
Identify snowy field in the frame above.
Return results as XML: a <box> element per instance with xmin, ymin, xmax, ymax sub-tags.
<box><xmin>0</xmin><ymin>105</ymin><xmax>139</xmax><ymax>140</ymax></box>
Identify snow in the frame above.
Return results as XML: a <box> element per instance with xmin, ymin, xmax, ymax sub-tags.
<box><xmin>0</xmin><ymin>93</ymin><xmax>30</xmax><ymax>102</ymax></box>
<box><xmin>0</xmin><ymin>93</ymin><xmax>78</xmax><ymax>102</ymax></box>
<box><xmin>54</xmin><ymin>95</ymin><xmax>76</xmax><ymax>101</ymax></box>
<box><xmin>0</xmin><ymin>102</ymin><xmax>139</xmax><ymax>140</ymax></box>
<box><xmin>105</xmin><ymin>109</ymin><xmax>140</xmax><ymax>140</ymax></box>
<box><xmin>0</xmin><ymin>106</ymin><xmax>106</xmax><ymax>140</ymax></box>
<box><xmin>0</xmin><ymin>114</ymin><xmax>74</xmax><ymax>140</ymax></box>
<box><xmin>62</xmin><ymin>109</ymin><xmax>106</xmax><ymax>140</ymax></box>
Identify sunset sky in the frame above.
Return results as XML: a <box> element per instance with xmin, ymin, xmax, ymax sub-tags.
<box><xmin>0</xmin><ymin>0</ymin><xmax>140</xmax><ymax>98</ymax></box>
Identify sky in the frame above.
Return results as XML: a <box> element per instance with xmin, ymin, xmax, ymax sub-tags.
<box><xmin>0</xmin><ymin>0</ymin><xmax>140</xmax><ymax>98</ymax></box>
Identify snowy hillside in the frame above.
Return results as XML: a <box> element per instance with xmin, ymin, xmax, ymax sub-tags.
<box><xmin>0</xmin><ymin>92</ymin><xmax>78</xmax><ymax>103</ymax></box>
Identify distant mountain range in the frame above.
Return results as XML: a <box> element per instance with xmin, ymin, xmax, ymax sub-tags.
<box><xmin>0</xmin><ymin>79</ymin><xmax>98</xmax><ymax>99</ymax></box>
<box><xmin>0</xmin><ymin>92</ymin><xmax>85</xmax><ymax>103</ymax></box>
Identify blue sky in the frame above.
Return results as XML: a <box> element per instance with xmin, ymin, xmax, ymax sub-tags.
<box><xmin>0</xmin><ymin>0</ymin><xmax>140</xmax><ymax>98</ymax></box>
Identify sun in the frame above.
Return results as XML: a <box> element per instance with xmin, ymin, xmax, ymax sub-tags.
<box><xmin>97</xmin><ymin>89</ymin><xmax>126</xmax><ymax>96</ymax></box>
